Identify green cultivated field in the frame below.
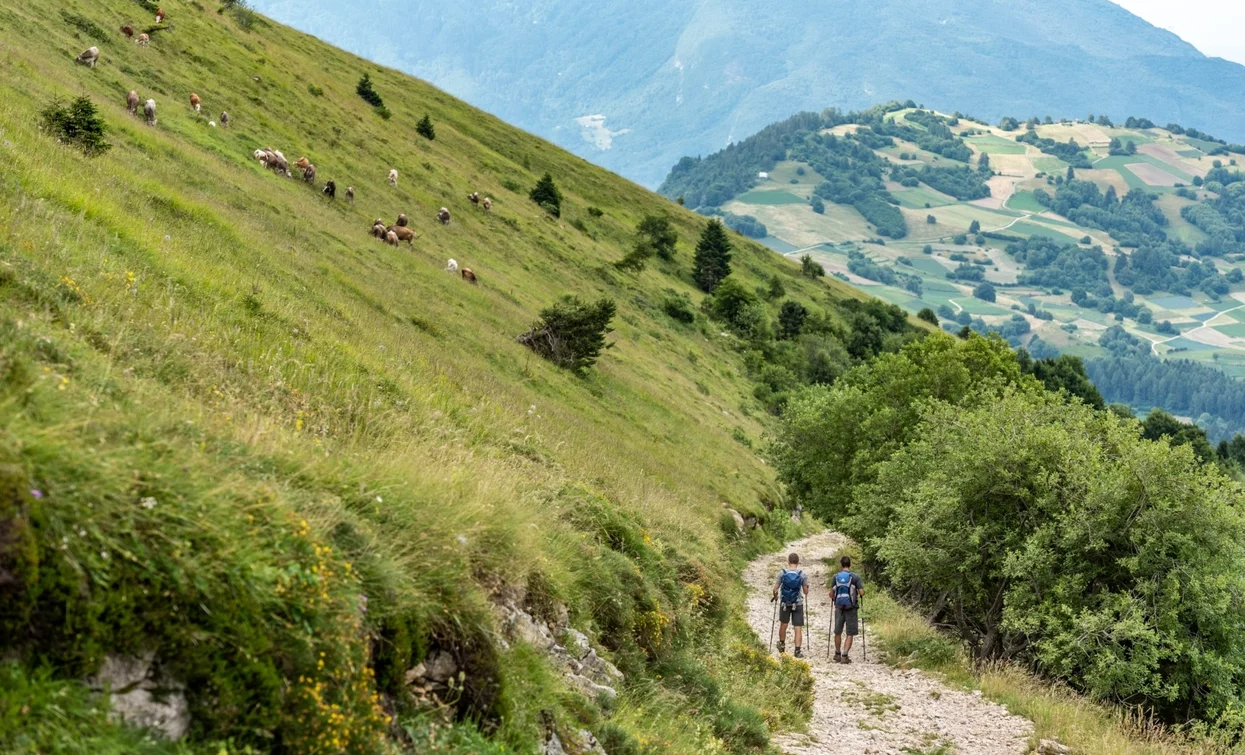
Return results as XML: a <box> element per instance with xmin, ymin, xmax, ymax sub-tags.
<box><xmin>892</xmin><ymin>185</ymin><xmax>958</xmax><ymax>208</ymax></box>
<box><xmin>1007</xmin><ymin>190</ymin><xmax>1046</xmax><ymax>213</ymax></box>
<box><xmin>737</xmin><ymin>188</ymin><xmax>807</xmax><ymax>205</ymax></box>
<box><xmin>966</xmin><ymin>134</ymin><xmax>1027</xmax><ymax>154</ymax></box>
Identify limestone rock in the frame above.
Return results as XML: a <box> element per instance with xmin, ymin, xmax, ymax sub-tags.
<box><xmin>564</xmin><ymin>672</ymin><xmax>617</xmax><ymax>705</ymax></box>
<box><xmin>562</xmin><ymin>628</ymin><xmax>592</xmax><ymax>660</ymax></box>
<box><xmin>508</xmin><ymin>608</ymin><xmax>554</xmax><ymax>649</ymax></box>
<box><xmin>89</xmin><ymin>654</ymin><xmax>189</xmax><ymax>741</ymax></box>
<box><xmin>1038</xmin><ymin>740</ymin><xmax>1071</xmax><ymax>755</ymax></box>
<box><xmin>727</xmin><ymin>508</ymin><xmax>746</xmax><ymax>534</ymax></box>
<box><xmin>542</xmin><ymin>731</ymin><xmax>568</xmax><ymax>755</ymax></box>
<box><xmin>423</xmin><ymin>651</ymin><xmax>458</xmax><ymax>683</ymax></box>
<box><xmin>580</xmin><ymin>648</ymin><xmax>624</xmax><ymax>687</ymax></box>
<box><xmin>578</xmin><ymin>729</ymin><xmax>609</xmax><ymax>754</ymax></box>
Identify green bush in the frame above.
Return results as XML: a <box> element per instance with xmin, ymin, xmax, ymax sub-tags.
<box><xmin>595</xmin><ymin>722</ymin><xmax>641</xmax><ymax>755</ymax></box>
<box><xmin>307</xmin><ymin>84</ymin><xmax>324</xmax><ymax>97</ymax></box>
<box><xmin>58</xmin><ymin>11</ymin><xmax>107</xmax><ymax>40</ymax></box>
<box><xmin>713</xmin><ymin>699</ymin><xmax>769</xmax><ymax>753</ymax></box>
<box><xmin>661</xmin><ymin>291</ymin><xmax>696</xmax><ymax>324</ymax></box>
<box><xmin>517</xmin><ymin>296</ymin><xmax>615</xmax><ymax>372</ymax></box>
<box><xmin>39</xmin><ymin>97</ymin><xmax>110</xmax><ymax>157</ymax></box>
<box><xmin>800</xmin><ymin>255</ymin><xmax>825</xmax><ymax>279</ymax></box>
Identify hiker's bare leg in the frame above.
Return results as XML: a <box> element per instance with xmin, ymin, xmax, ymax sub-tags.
<box><xmin>794</xmin><ymin>626</ymin><xmax>803</xmax><ymax>647</ymax></box>
<box><xmin>843</xmin><ymin>635</ymin><xmax>854</xmax><ymax>654</ymax></box>
<box><xmin>778</xmin><ymin>622</ymin><xmax>788</xmax><ymax>645</ymax></box>
<box><xmin>834</xmin><ymin>633</ymin><xmax>842</xmax><ymax>652</ymax></box>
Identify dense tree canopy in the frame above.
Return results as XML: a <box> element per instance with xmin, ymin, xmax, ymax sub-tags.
<box><xmin>775</xmin><ymin>333</ymin><xmax>1245</xmax><ymax>724</ymax></box>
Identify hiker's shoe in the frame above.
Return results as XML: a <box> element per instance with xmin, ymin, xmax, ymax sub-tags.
<box><xmin>793</xmin><ymin>647</ymin><xmax>804</xmax><ymax>659</ymax></box>
<box><xmin>833</xmin><ymin>652</ymin><xmax>842</xmax><ymax>663</ymax></box>
<box><xmin>841</xmin><ymin>655</ymin><xmax>852</xmax><ymax>665</ymax></box>
<box><xmin>776</xmin><ymin>640</ymin><xmax>786</xmax><ymax>654</ymax></box>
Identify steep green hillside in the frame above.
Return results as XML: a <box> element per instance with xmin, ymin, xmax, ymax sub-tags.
<box><xmin>0</xmin><ymin>2</ymin><xmax>906</xmax><ymax>753</ymax></box>
<box><xmin>662</xmin><ymin>104</ymin><xmax>1245</xmax><ymax>442</ymax></box>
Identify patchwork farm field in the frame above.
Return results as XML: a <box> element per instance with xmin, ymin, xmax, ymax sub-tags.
<box><xmin>706</xmin><ymin>109</ymin><xmax>1245</xmax><ymax>366</ymax></box>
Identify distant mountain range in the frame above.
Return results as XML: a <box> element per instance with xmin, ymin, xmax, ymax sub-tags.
<box><xmin>251</xmin><ymin>0</ymin><xmax>1245</xmax><ymax>188</ymax></box>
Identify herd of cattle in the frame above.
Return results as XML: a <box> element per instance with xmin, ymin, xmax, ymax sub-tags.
<box><xmin>72</xmin><ymin>10</ymin><xmax>493</xmax><ymax>285</ymax></box>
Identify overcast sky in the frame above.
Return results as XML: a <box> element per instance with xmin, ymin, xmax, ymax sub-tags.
<box><xmin>1111</xmin><ymin>0</ymin><xmax>1245</xmax><ymax>64</ymax></box>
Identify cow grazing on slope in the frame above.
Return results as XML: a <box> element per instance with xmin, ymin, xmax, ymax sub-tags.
<box><xmin>388</xmin><ymin>169</ymin><xmax>398</xmax><ymax>188</ymax></box>
<box><xmin>137</xmin><ymin>33</ymin><xmax>150</xmax><ymax>46</ymax></box>
<box><xmin>189</xmin><ymin>93</ymin><xmax>201</xmax><ymax>113</ymax></box>
<box><xmin>219</xmin><ymin>111</ymin><xmax>230</xmax><ymax>128</ymax></box>
<box><xmin>396</xmin><ymin>213</ymin><xmax>408</xmax><ymax>228</ymax></box>
<box><xmin>461</xmin><ymin>268</ymin><xmax>478</xmax><ymax>284</ymax></box>
<box><xmin>388</xmin><ymin>225</ymin><xmax>416</xmax><ymax>245</ymax></box>
<box><xmin>446</xmin><ymin>259</ymin><xmax>459</xmax><ymax>273</ymax></box>
<box><xmin>120</xmin><ymin>25</ymin><xmax>134</xmax><ymax>38</ymax></box>
<box><xmin>468</xmin><ymin>192</ymin><xmax>480</xmax><ymax>206</ymax></box>
<box><xmin>385</xmin><ymin>231</ymin><xmax>399</xmax><ymax>247</ymax></box>
<box><xmin>323</xmin><ymin>181</ymin><xmax>336</xmax><ymax>200</ymax></box>
<box><xmin>482</xmin><ymin>197</ymin><xmax>493</xmax><ymax>212</ymax></box>
<box><xmin>144</xmin><ymin>99</ymin><xmax>157</xmax><ymax>126</ymax></box>
<box><xmin>127</xmin><ymin>90</ymin><xmax>140</xmax><ymax>115</ymax></box>
<box><xmin>75</xmin><ymin>47</ymin><xmax>100</xmax><ymax>68</ymax></box>
<box><xmin>345</xmin><ymin>186</ymin><xmax>355</xmax><ymax>203</ymax></box>
<box><xmin>302</xmin><ymin>164</ymin><xmax>317</xmax><ymax>184</ymax></box>
<box><xmin>437</xmin><ymin>208</ymin><xmax>451</xmax><ymax>225</ymax></box>
<box><xmin>156</xmin><ymin>8</ymin><xmax>166</xmax><ymax>23</ymax></box>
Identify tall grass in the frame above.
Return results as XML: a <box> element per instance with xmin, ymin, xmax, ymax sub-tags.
<box><xmin>864</xmin><ymin>590</ymin><xmax>1231</xmax><ymax>755</ymax></box>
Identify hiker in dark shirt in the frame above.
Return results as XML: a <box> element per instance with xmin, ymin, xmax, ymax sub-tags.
<box><xmin>831</xmin><ymin>555</ymin><xmax>865</xmax><ymax>664</ymax></box>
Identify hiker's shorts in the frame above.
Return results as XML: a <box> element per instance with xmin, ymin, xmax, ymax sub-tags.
<box><xmin>834</xmin><ymin>606</ymin><xmax>859</xmax><ymax>637</ymax></box>
<box><xmin>778</xmin><ymin>603</ymin><xmax>805</xmax><ymax>627</ymax></box>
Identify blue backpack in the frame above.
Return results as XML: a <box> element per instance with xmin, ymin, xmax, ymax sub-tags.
<box><xmin>778</xmin><ymin>569</ymin><xmax>804</xmax><ymax>606</ymax></box>
<box><xmin>833</xmin><ymin>571</ymin><xmax>858</xmax><ymax>610</ymax></box>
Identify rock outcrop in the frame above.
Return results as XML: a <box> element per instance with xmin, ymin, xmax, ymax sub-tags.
<box><xmin>88</xmin><ymin>653</ymin><xmax>189</xmax><ymax>741</ymax></box>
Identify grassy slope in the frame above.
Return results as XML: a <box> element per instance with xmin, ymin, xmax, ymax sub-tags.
<box><xmin>0</xmin><ymin>2</ymin><xmax>882</xmax><ymax>752</ymax></box>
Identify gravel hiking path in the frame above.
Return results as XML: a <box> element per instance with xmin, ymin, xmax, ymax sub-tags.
<box><xmin>745</xmin><ymin>531</ymin><xmax>1033</xmax><ymax>754</ymax></box>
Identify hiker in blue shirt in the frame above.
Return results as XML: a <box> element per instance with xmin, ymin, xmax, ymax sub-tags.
<box><xmin>832</xmin><ymin>555</ymin><xmax>865</xmax><ymax>664</ymax></box>
<box><xmin>771</xmin><ymin>553</ymin><xmax>809</xmax><ymax>658</ymax></box>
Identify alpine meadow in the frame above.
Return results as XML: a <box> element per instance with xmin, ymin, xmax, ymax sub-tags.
<box><xmin>9</xmin><ymin>2</ymin><xmax>1245</xmax><ymax>755</ymax></box>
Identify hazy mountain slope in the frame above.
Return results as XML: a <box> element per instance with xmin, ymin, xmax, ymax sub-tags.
<box><xmin>0</xmin><ymin>0</ymin><xmax>893</xmax><ymax>750</ymax></box>
<box><xmin>252</xmin><ymin>0</ymin><xmax>1245</xmax><ymax>187</ymax></box>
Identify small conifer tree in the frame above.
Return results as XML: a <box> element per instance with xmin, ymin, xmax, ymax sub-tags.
<box><xmin>692</xmin><ymin>220</ymin><xmax>733</xmax><ymax>292</ymax></box>
<box><xmin>529</xmin><ymin>173</ymin><xmax>562</xmax><ymax>218</ymax></box>
<box><xmin>416</xmin><ymin>114</ymin><xmax>436</xmax><ymax>140</ymax></box>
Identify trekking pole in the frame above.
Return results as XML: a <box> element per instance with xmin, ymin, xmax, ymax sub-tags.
<box><xmin>805</xmin><ymin>600</ymin><xmax>812</xmax><ymax>656</ymax></box>
<box><xmin>827</xmin><ymin>603</ymin><xmax>834</xmax><ymax>661</ymax></box>
<box><xmin>860</xmin><ymin>595</ymin><xmax>867</xmax><ymax>663</ymax></box>
<box><xmin>768</xmin><ymin>597</ymin><xmax>778</xmax><ymax>655</ymax></box>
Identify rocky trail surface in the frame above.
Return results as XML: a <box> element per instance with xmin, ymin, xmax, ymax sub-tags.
<box><xmin>745</xmin><ymin>532</ymin><xmax>1034</xmax><ymax>754</ymax></box>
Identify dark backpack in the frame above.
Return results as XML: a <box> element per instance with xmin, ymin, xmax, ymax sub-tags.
<box><xmin>833</xmin><ymin>571</ymin><xmax>858</xmax><ymax>610</ymax></box>
<box><xmin>779</xmin><ymin>569</ymin><xmax>804</xmax><ymax>606</ymax></box>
